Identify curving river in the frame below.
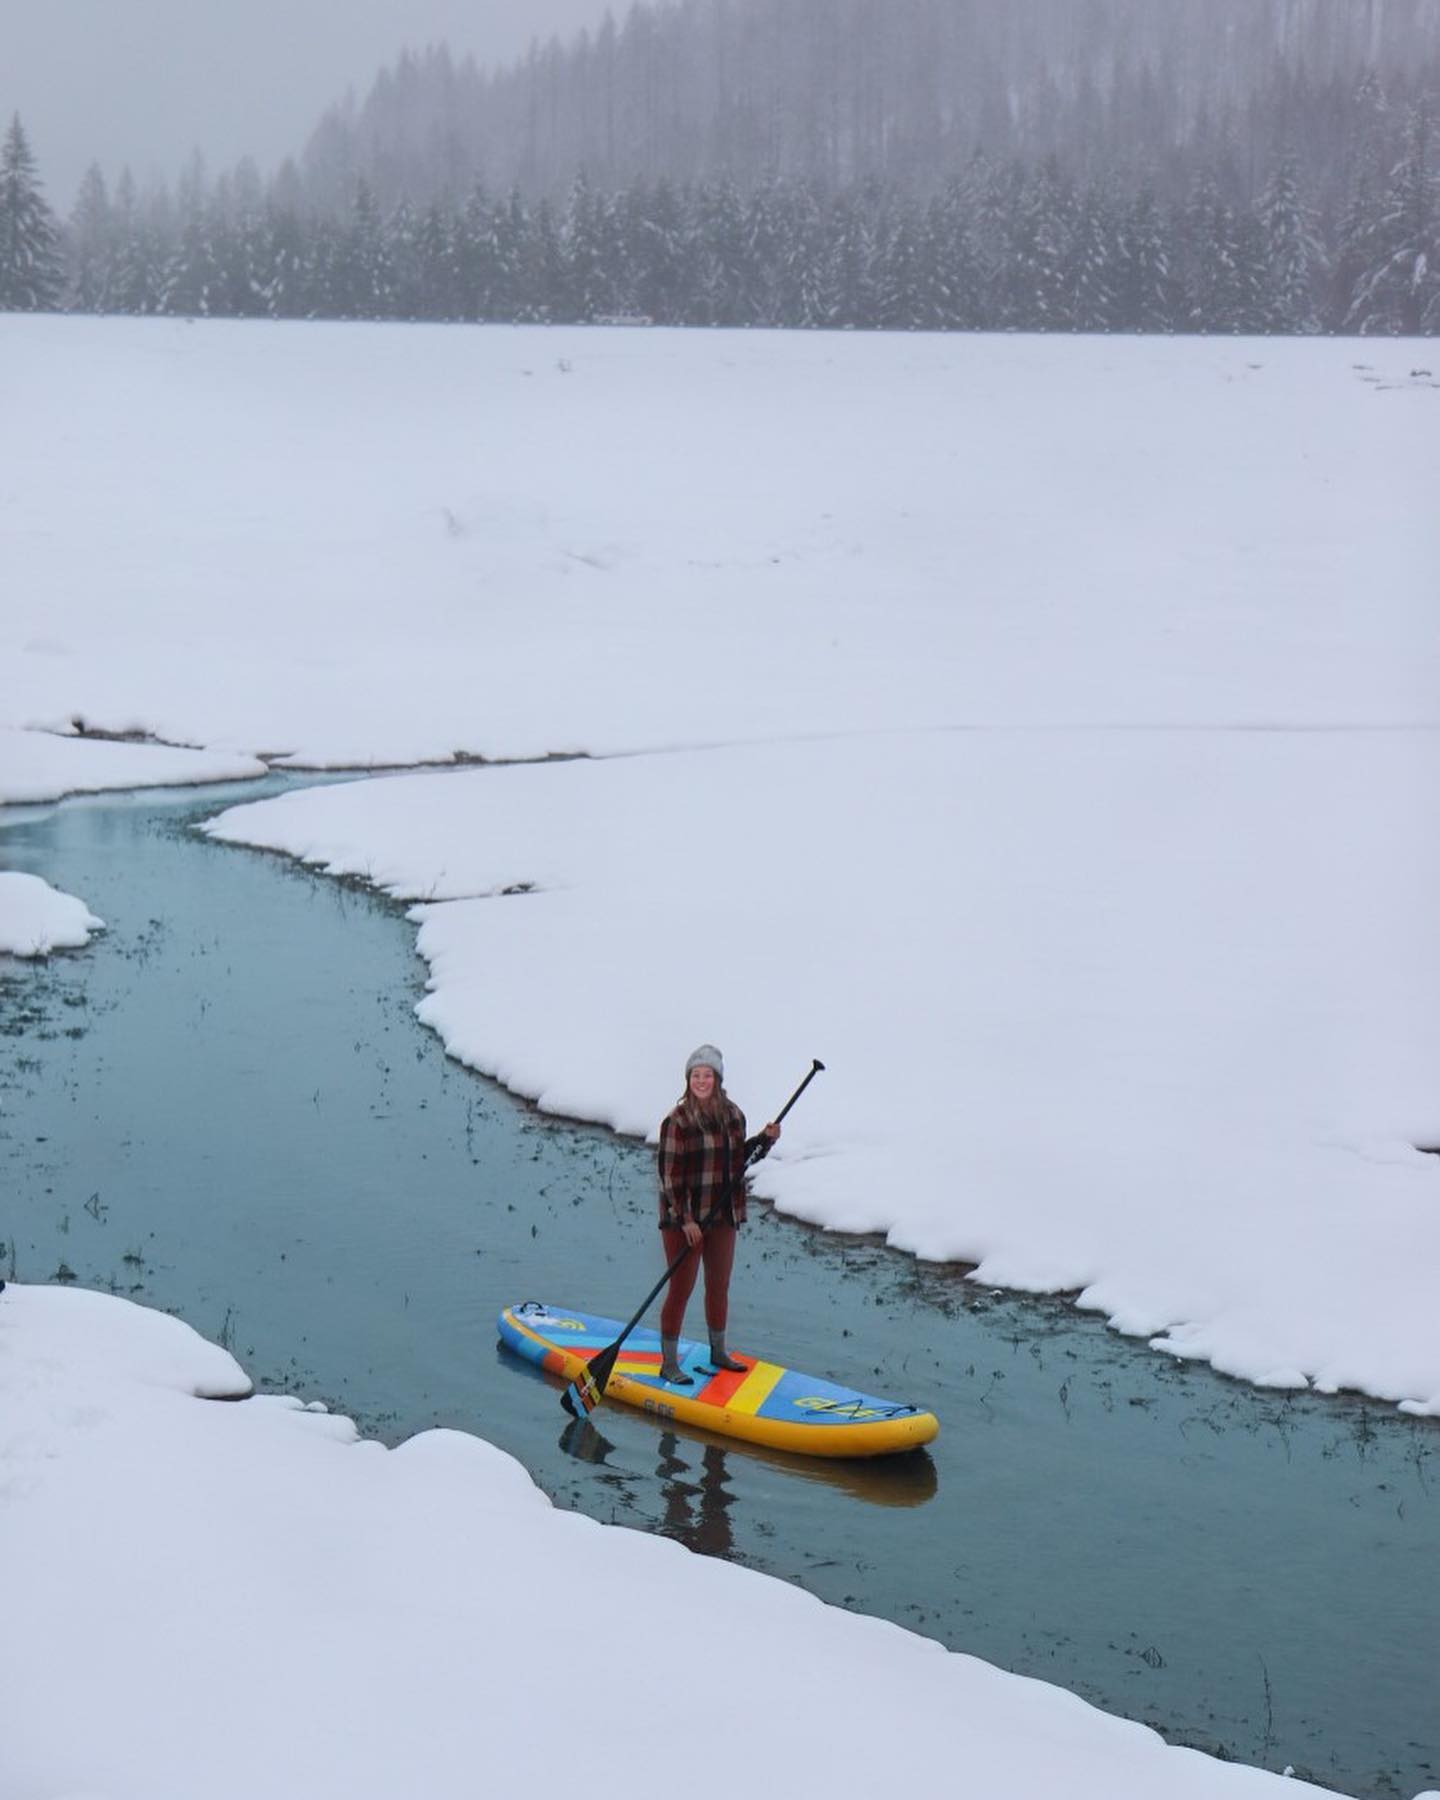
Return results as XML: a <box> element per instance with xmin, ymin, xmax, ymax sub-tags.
<box><xmin>1</xmin><ymin>777</ymin><xmax>1434</xmax><ymax>1800</ymax></box>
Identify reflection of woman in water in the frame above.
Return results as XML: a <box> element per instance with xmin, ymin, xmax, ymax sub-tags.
<box><xmin>658</xmin><ymin>1432</ymin><xmax>735</xmax><ymax>1559</ymax></box>
<box><xmin>656</xmin><ymin>1044</ymin><xmax>779</xmax><ymax>1385</ymax></box>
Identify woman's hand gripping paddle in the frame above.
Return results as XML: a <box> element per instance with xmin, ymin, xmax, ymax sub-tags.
<box><xmin>560</xmin><ymin>1059</ymin><xmax>825</xmax><ymax>1420</ymax></box>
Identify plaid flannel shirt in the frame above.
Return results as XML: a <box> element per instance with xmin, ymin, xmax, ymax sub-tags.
<box><xmin>658</xmin><ymin>1095</ymin><xmax>752</xmax><ymax>1228</ymax></box>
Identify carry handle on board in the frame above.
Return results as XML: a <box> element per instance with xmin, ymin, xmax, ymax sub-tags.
<box><xmin>560</xmin><ymin>1059</ymin><xmax>825</xmax><ymax>1420</ymax></box>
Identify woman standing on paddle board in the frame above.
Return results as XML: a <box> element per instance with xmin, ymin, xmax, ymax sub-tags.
<box><xmin>657</xmin><ymin>1045</ymin><xmax>779</xmax><ymax>1385</ymax></box>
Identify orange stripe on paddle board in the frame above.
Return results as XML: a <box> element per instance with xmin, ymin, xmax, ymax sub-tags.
<box><xmin>693</xmin><ymin>1361</ymin><xmax>752</xmax><ymax>1406</ymax></box>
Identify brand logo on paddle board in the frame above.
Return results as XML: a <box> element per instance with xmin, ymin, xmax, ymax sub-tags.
<box><xmin>794</xmin><ymin>1396</ymin><xmax>887</xmax><ymax>1422</ymax></box>
<box><xmin>514</xmin><ymin>1304</ymin><xmax>585</xmax><ymax>1330</ymax></box>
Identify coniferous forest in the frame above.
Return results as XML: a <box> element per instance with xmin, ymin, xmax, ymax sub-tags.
<box><xmin>3</xmin><ymin>0</ymin><xmax>1439</xmax><ymax>334</ymax></box>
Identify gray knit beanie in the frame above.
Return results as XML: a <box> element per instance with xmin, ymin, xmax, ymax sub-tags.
<box><xmin>685</xmin><ymin>1043</ymin><xmax>724</xmax><ymax>1081</ymax></box>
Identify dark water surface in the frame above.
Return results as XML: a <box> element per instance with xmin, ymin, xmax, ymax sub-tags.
<box><xmin>2</xmin><ymin>779</ymin><xmax>1435</xmax><ymax>1800</ymax></box>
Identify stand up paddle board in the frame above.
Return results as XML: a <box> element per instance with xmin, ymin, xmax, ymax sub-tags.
<box><xmin>498</xmin><ymin>1302</ymin><xmax>938</xmax><ymax>1458</ymax></box>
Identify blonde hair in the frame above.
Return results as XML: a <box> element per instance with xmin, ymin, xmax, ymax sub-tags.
<box><xmin>679</xmin><ymin>1070</ymin><xmax>728</xmax><ymax>1119</ymax></box>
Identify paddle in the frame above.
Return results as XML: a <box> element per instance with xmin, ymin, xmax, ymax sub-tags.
<box><xmin>765</xmin><ymin>1056</ymin><xmax>826</xmax><ymax>1131</ymax></box>
<box><xmin>560</xmin><ymin>1058</ymin><xmax>825</xmax><ymax>1420</ymax></box>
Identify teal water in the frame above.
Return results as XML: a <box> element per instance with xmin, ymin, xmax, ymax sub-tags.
<box><xmin>1</xmin><ymin>779</ymin><xmax>1435</xmax><ymax>1799</ymax></box>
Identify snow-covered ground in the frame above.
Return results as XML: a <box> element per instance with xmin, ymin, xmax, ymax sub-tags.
<box><xmin>3</xmin><ymin>318</ymin><xmax>1434</xmax><ymax>763</ymax></box>
<box><xmin>0</xmin><ymin>867</ymin><xmax>105</xmax><ymax>955</ymax></box>
<box><xmin>0</xmin><ymin>1282</ymin><xmax>1356</xmax><ymax>1800</ymax></box>
<box><xmin>0</xmin><ymin>723</ymin><xmax>265</xmax><ymax>806</ymax></box>
<box><xmin>2</xmin><ymin>314</ymin><xmax>1437</xmax><ymax>1796</ymax></box>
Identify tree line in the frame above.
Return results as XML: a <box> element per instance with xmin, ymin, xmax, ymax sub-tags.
<box><xmin>1</xmin><ymin>79</ymin><xmax>1436</xmax><ymax>335</ymax></box>
<box><xmin>302</xmin><ymin>0</ymin><xmax>1440</xmax><ymax>216</ymax></box>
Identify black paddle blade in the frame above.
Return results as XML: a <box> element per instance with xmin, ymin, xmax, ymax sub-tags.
<box><xmin>560</xmin><ymin>1372</ymin><xmax>597</xmax><ymax>1419</ymax></box>
<box><xmin>560</xmin><ymin>1346</ymin><xmax>616</xmax><ymax>1419</ymax></box>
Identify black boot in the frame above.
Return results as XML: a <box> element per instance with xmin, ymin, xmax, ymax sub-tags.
<box><xmin>659</xmin><ymin>1335</ymin><xmax>693</xmax><ymax>1385</ymax></box>
<box><xmin>707</xmin><ymin>1329</ymin><xmax>745</xmax><ymax>1373</ymax></box>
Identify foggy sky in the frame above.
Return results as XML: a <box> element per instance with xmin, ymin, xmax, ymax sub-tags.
<box><xmin>1</xmin><ymin>0</ymin><xmax>620</xmax><ymax>210</ymax></box>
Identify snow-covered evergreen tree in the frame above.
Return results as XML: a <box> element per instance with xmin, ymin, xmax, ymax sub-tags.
<box><xmin>340</xmin><ymin>179</ymin><xmax>395</xmax><ymax>318</ymax></box>
<box><xmin>221</xmin><ymin>158</ymin><xmax>272</xmax><ymax>318</ymax></box>
<box><xmin>67</xmin><ymin>164</ymin><xmax>115</xmax><ymax>312</ymax></box>
<box><xmin>1257</xmin><ymin>152</ymin><xmax>1322</xmax><ymax>331</ymax></box>
<box><xmin>522</xmin><ymin>197</ymin><xmax>567</xmax><ymax>321</ymax></box>
<box><xmin>1065</xmin><ymin>182</ymin><xmax>1120</xmax><ymax>331</ymax></box>
<box><xmin>160</xmin><ymin>154</ymin><xmax>225</xmax><ymax>317</ymax></box>
<box><xmin>972</xmin><ymin>157</ymin><xmax>1023</xmax><ymax>328</ymax></box>
<box><xmin>305</xmin><ymin>214</ymin><xmax>346</xmax><ymax>318</ymax></box>
<box><xmin>827</xmin><ymin>185</ymin><xmax>881</xmax><ymax>328</ymax></box>
<box><xmin>1328</xmin><ymin>70</ymin><xmax>1393</xmax><ymax>327</ymax></box>
<box><xmin>455</xmin><ymin>182</ymin><xmax>494</xmax><ymax>318</ymax></box>
<box><xmin>1184</xmin><ymin>174</ymin><xmax>1268</xmax><ymax>333</ymax></box>
<box><xmin>252</xmin><ymin>160</ymin><xmax>311</xmax><ymax>319</ymax></box>
<box><xmin>387</xmin><ymin>198</ymin><xmax>422</xmax><ymax>318</ymax></box>
<box><xmin>1344</xmin><ymin>100</ymin><xmax>1440</xmax><ymax>334</ymax></box>
<box><xmin>489</xmin><ymin>190</ymin><xmax>533</xmax><ymax>320</ymax></box>
<box><xmin>1003</xmin><ymin>158</ymin><xmax>1072</xmax><ymax>330</ymax></box>
<box><xmin>628</xmin><ymin>178</ymin><xmax>692</xmax><ymax>324</ymax></box>
<box><xmin>785</xmin><ymin>184</ymin><xmax>833</xmax><ymax>329</ymax></box>
<box><xmin>1115</xmin><ymin>188</ymin><xmax>1180</xmax><ymax>332</ymax></box>
<box><xmin>259</xmin><ymin>199</ymin><xmax>310</xmax><ymax>319</ymax></box>
<box><xmin>695</xmin><ymin>177</ymin><xmax>754</xmax><ymax>326</ymax></box>
<box><xmin>0</xmin><ymin>115</ymin><xmax>63</xmax><ymax>310</ymax></box>
<box><xmin>742</xmin><ymin>178</ymin><xmax>790</xmax><ymax>328</ymax></box>
<box><xmin>107</xmin><ymin>170</ymin><xmax>162</xmax><ymax>314</ymax></box>
<box><xmin>873</xmin><ymin>199</ymin><xmax>927</xmax><ymax>330</ymax></box>
<box><xmin>412</xmin><ymin>202</ymin><xmax>460</xmax><ymax>319</ymax></box>
<box><xmin>916</xmin><ymin>173</ymin><xmax>985</xmax><ymax>330</ymax></box>
<box><xmin>563</xmin><ymin>170</ymin><xmax>621</xmax><ymax>320</ymax></box>
<box><xmin>1230</xmin><ymin>207</ymin><xmax>1274</xmax><ymax>332</ymax></box>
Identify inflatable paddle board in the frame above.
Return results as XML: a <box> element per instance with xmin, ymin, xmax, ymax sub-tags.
<box><xmin>498</xmin><ymin>1302</ymin><xmax>938</xmax><ymax>1458</ymax></box>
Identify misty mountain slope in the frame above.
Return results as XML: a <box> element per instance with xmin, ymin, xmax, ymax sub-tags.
<box><xmin>298</xmin><ymin>0</ymin><xmax>1440</xmax><ymax>208</ymax></box>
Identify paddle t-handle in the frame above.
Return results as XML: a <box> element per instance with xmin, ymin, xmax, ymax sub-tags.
<box><xmin>771</xmin><ymin>1058</ymin><xmax>825</xmax><ymax>1128</ymax></box>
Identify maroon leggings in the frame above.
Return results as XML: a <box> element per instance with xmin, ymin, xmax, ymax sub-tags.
<box><xmin>659</xmin><ymin>1225</ymin><xmax>737</xmax><ymax>1339</ymax></box>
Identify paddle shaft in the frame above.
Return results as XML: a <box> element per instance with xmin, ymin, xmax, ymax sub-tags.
<box><xmin>768</xmin><ymin>1057</ymin><xmax>825</xmax><ymax>1132</ymax></box>
<box><xmin>602</xmin><ymin>1240</ymin><xmax>696</xmax><ymax>1369</ymax></box>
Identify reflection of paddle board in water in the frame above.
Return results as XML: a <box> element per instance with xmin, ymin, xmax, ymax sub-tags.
<box><xmin>558</xmin><ymin>1415</ymin><xmax>939</xmax><ymax>1511</ymax></box>
<box><xmin>499</xmin><ymin>1302</ymin><xmax>939</xmax><ymax>1459</ymax></box>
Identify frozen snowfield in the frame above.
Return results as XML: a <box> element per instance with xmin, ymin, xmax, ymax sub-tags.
<box><xmin>3</xmin><ymin>317</ymin><xmax>1434</xmax><ymax>764</ymax></box>
<box><xmin>2</xmin><ymin>313</ymin><xmax>1437</xmax><ymax>1795</ymax></box>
